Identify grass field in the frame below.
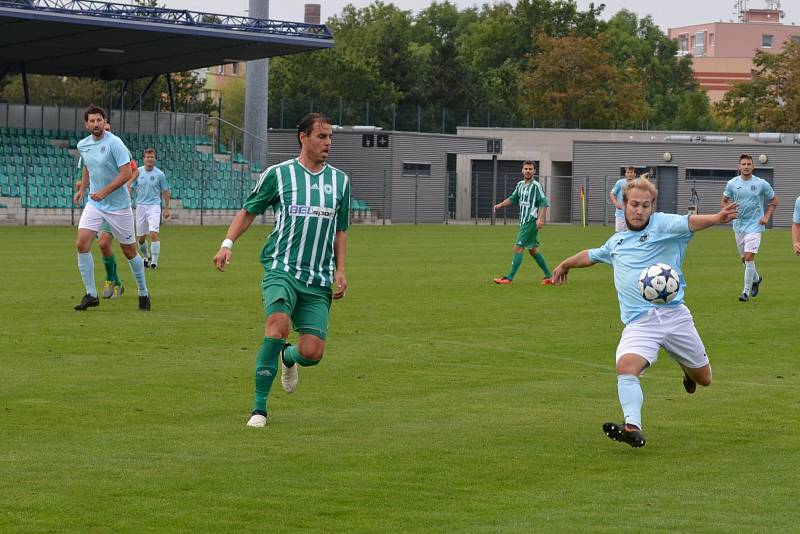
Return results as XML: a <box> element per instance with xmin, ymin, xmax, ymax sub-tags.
<box><xmin>1</xmin><ymin>223</ymin><xmax>798</xmax><ymax>532</ymax></box>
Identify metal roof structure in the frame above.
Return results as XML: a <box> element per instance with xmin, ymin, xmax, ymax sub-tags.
<box><xmin>0</xmin><ymin>0</ymin><xmax>334</xmax><ymax>80</ymax></box>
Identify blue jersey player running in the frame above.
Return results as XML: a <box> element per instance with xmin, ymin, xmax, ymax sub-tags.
<box><xmin>552</xmin><ymin>177</ymin><xmax>738</xmax><ymax>448</ymax></box>
<box><xmin>609</xmin><ymin>165</ymin><xmax>636</xmax><ymax>232</ymax></box>
<box><xmin>721</xmin><ymin>154</ymin><xmax>778</xmax><ymax>302</ymax></box>
<box><xmin>72</xmin><ymin>105</ymin><xmax>150</xmax><ymax>311</ymax></box>
<box><xmin>792</xmin><ymin>196</ymin><xmax>800</xmax><ymax>255</ymax></box>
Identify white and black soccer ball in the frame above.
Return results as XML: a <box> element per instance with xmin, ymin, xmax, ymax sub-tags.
<box><xmin>637</xmin><ymin>263</ymin><xmax>680</xmax><ymax>305</ymax></box>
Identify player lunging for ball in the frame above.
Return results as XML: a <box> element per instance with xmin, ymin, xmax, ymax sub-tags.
<box><xmin>552</xmin><ymin>177</ymin><xmax>737</xmax><ymax>448</ymax></box>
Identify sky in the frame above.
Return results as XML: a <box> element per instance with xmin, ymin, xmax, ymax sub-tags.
<box><xmin>159</xmin><ymin>0</ymin><xmax>800</xmax><ymax>30</ymax></box>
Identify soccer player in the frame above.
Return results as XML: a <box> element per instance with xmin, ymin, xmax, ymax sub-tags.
<box><xmin>552</xmin><ymin>177</ymin><xmax>737</xmax><ymax>448</ymax></box>
<box><xmin>793</xmin><ymin>196</ymin><xmax>800</xmax><ymax>255</ymax></box>
<box><xmin>77</xmin><ymin>121</ymin><xmax>139</xmax><ymax>299</ymax></box>
<box><xmin>721</xmin><ymin>154</ymin><xmax>778</xmax><ymax>302</ymax></box>
<box><xmin>133</xmin><ymin>148</ymin><xmax>171</xmax><ymax>270</ymax></box>
<box><xmin>609</xmin><ymin>165</ymin><xmax>637</xmax><ymax>232</ymax></box>
<box><xmin>212</xmin><ymin>112</ymin><xmax>350</xmax><ymax>428</ymax></box>
<box><xmin>492</xmin><ymin>161</ymin><xmax>554</xmax><ymax>285</ymax></box>
<box><xmin>72</xmin><ymin>105</ymin><xmax>151</xmax><ymax>311</ymax></box>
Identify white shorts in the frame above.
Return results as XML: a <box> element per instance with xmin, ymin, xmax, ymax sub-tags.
<box><xmin>735</xmin><ymin>232</ymin><xmax>761</xmax><ymax>256</ymax></box>
<box><xmin>78</xmin><ymin>203</ymin><xmax>136</xmax><ymax>245</ymax></box>
<box><xmin>136</xmin><ymin>204</ymin><xmax>162</xmax><ymax>235</ymax></box>
<box><xmin>616</xmin><ymin>304</ymin><xmax>709</xmax><ymax>369</ymax></box>
<box><xmin>615</xmin><ymin>216</ymin><xmax>627</xmax><ymax>232</ymax></box>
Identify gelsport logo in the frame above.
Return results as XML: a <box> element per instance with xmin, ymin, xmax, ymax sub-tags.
<box><xmin>289</xmin><ymin>205</ymin><xmax>335</xmax><ymax>219</ymax></box>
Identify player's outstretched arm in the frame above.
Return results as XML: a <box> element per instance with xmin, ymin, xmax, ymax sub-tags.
<box><xmin>689</xmin><ymin>202</ymin><xmax>737</xmax><ymax>232</ymax></box>
<box><xmin>213</xmin><ymin>209</ymin><xmax>257</xmax><ymax>272</ymax></box>
<box><xmin>552</xmin><ymin>250</ymin><xmax>593</xmax><ymax>284</ymax></box>
<box><xmin>760</xmin><ymin>196</ymin><xmax>779</xmax><ymax>226</ymax></box>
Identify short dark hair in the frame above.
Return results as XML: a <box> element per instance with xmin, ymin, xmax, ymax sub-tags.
<box><xmin>522</xmin><ymin>160</ymin><xmax>535</xmax><ymax>168</ymax></box>
<box><xmin>296</xmin><ymin>112</ymin><xmax>331</xmax><ymax>148</ymax></box>
<box><xmin>84</xmin><ymin>104</ymin><xmax>107</xmax><ymax>122</ymax></box>
<box><xmin>625</xmin><ymin>165</ymin><xmax>636</xmax><ymax>172</ymax></box>
<box><xmin>143</xmin><ymin>148</ymin><xmax>156</xmax><ymax>156</ymax></box>
<box><xmin>739</xmin><ymin>153</ymin><xmax>753</xmax><ymax>163</ymax></box>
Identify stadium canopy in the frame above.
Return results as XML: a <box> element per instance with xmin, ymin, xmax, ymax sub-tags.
<box><xmin>0</xmin><ymin>0</ymin><xmax>334</xmax><ymax>80</ymax></box>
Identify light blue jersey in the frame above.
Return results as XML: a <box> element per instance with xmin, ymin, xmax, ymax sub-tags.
<box><xmin>793</xmin><ymin>196</ymin><xmax>800</xmax><ymax>224</ymax></box>
<box><xmin>723</xmin><ymin>175</ymin><xmax>774</xmax><ymax>234</ymax></box>
<box><xmin>77</xmin><ymin>132</ymin><xmax>132</xmax><ymax>211</ymax></box>
<box><xmin>589</xmin><ymin>212</ymin><xmax>693</xmax><ymax>325</ymax></box>
<box><xmin>133</xmin><ymin>166</ymin><xmax>170</xmax><ymax>205</ymax></box>
<box><xmin>610</xmin><ymin>178</ymin><xmax>627</xmax><ymax>218</ymax></box>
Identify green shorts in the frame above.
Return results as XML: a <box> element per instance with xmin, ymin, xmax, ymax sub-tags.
<box><xmin>515</xmin><ymin>221</ymin><xmax>540</xmax><ymax>249</ymax></box>
<box><xmin>262</xmin><ymin>270</ymin><xmax>333</xmax><ymax>340</ymax></box>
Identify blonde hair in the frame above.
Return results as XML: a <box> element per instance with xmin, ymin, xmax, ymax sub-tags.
<box><xmin>623</xmin><ymin>176</ymin><xmax>658</xmax><ymax>203</ymax></box>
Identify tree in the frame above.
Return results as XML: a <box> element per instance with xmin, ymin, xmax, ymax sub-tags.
<box><xmin>716</xmin><ymin>40</ymin><xmax>800</xmax><ymax>131</ymax></box>
<box><xmin>517</xmin><ymin>34</ymin><xmax>646</xmax><ymax>128</ymax></box>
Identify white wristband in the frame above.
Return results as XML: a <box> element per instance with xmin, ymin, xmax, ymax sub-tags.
<box><xmin>221</xmin><ymin>239</ymin><xmax>234</xmax><ymax>249</ymax></box>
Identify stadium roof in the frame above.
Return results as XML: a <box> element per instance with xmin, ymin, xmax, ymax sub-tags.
<box><xmin>0</xmin><ymin>0</ymin><xmax>334</xmax><ymax>80</ymax></box>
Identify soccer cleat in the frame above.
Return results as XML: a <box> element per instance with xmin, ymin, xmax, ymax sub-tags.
<box><xmin>74</xmin><ymin>293</ymin><xmax>100</xmax><ymax>311</ymax></box>
<box><xmin>150</xmin><ymin>263</ymin><xmax>157</xmax><ymax>270</ymax></box>
<box><xmin>280</xmin><ymin>343</ymin><xmax>299</xmax><ymax>394</ymax></box>
<box><xmin>541</xmin><ymin>277</ymin><xmax>555</xmax><ymax>286</ymax></box>
<box><xmin>111</xmin><ymin>285</ymin><xmax>124</xmax><ymax>299</ymax></box>
<box><xmin>682</xmin><ymin>374</ymin><xmax>697</xmax><ymax>394</ymax></box>
<box><xmin>750</xmin><ymin>276</ymin><xmax>762</xmax><ymax>298</ymax></box>
<box><xmin>739</xmin><ymin>292</ymin><xmax>749</xmax><ymax>302</ymax></box>
<box><xmin>101</xmin><ymin>280</ymin><xmax>114</xmax><ymax>298</ymax></box>
<box><xmin>493</xmin><ymin>276</ymin><xmax>512</xmax><ymax>284</ymax></box>
<box><xmin>603</xmin><ymin>421</ymin><xmax>646</xmax><ymax>448</ymax></box>
<box><xmin>246</xmin><ymin>410</ymin><xmax>268</xmax><ymax>428</ymax></box>
<box><xmin>138</xmin><ymin>295</ymin><xmax>151</xmax><ymax>311</ymax></box>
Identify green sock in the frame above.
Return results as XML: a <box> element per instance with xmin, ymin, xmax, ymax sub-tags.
<box><xmin>506</xmin><ymin>252</ymin><xmax>523</xmax><ymax>280</ymax></box>
<box><xmin>533</xmin><ymin>252</ymin><xmax>552</xmax><ymax>278</ymax></box>
<box><xmin>102</xmin><ymin>255</ymin><xmax>120</xmax><ymax>284</ymax></box>
<box><xmin>253</xmin><ymin>337</ymin><xmax>285</xmax><ymax>413</ymax></box>
<box><xmin>283</xmin><ymin>345</ymin><xmax>321</xmax><ymax>367</ymax></box>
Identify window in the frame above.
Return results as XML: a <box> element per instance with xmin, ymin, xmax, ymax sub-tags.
<box><xmin>709</xmin><ymin>33</ymin><xmax>715</xmax><ymax>47</ymax></box>
<box><xmin>792</xmin><ymin>35</ymin><xmax>800</xmax><ymax>44</ymax></box>
<box><xmin>402</xmin><ymin>162</ymin><xmax>431</xmax><ymax>176</ymax></box>
<box><xmin>762</xmin><ymin>34</ymin><xmax>774</xmax><ymax>48</ymax></box>
<box><xmin>693</xmin><ymin>31</ymin><xmax>705</xmax><ymax>56</ymax></box>
<box><xmin>217</xmin><ymin>65</ymin><xmax>225</xmax><ymax>75</ymax></box>
<box><xmin>231</xmin><ymin>63</ymin><xmax>239</xmax><ymax>75</ymax></box>
<box><xmin>686</xmin><ymin>168</ymin><xmax>738</xmax><ymax>182</ymax></box>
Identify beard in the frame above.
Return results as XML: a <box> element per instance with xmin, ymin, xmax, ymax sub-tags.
<box><xmin>625</xmin><ymin>214</ymin><xmax>650</xmax><ymax>231</ymax></box>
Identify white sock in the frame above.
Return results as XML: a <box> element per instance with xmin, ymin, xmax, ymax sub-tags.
<box><xmin>744</xmin><ymin>261</ymin><xmax>756</xmax><ymax>295</ymax></box>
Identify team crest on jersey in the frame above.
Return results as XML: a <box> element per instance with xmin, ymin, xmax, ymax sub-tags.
<box><xmin>639</xmin><ymin>233</ymin><xmax>649</xmax><ymax>243</ymax></box>
<box><xmin>751</xmin><ymin>185</ymin><xmax>756</xmax><ymax>191</ymax></box>
<box><xmin>324</xmin><ymin>184</ymin><xmax>333</xmax><ymax>194</ymax></box>
<box><xmin>101</xmin><ymin>146</ymin><xmax>106</xmax><ymax>154</ymax></box>
<box><xmin>289</xmin><ymin>205</ymin><xmax>335</xmax><ymax>219</ymax></box>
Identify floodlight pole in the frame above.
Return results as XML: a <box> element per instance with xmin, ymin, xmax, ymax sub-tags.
<box><xmin>491</xmin><ymin>154</ymin><xmax>498</xmax><ymax>226</ymax></box>
<box><xmin>165</xmin><ymin>73</ymin><xmax>176</xmax><ymax>113</ymax></box>
<box><xmin>244</xmin><ymin>0</ymin><xmax>270</xmax><ymax>166</ymax></box>
<box><xmin>20</xmin><ymin>63</ymin><xmax>30</xmax><ymax>105</ymax></box>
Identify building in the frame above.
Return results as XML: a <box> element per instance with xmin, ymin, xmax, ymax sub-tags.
<box><xmin>668</xmin><ymin>2</ymin><xmax>800</xmax><ymax>101</ymax></box>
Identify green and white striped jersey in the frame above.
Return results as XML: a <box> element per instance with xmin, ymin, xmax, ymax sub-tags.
<box><xmin>243</xmin><ymin>158</ymin><xmax>351</xmax><ymax>288</ymax></box>
<box><xmin>508</xmin><ymin>179</ymin><xmax>548</xmax><ymax>226</ymax></box>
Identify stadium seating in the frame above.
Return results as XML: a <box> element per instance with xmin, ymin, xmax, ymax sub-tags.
<box><xmin>0</xmin><ymin>129</ymin><xmax>254</xmax><ymax>211</ymax></box>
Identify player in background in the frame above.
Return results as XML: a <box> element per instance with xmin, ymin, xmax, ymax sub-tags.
<box><xmin>73</xmin><ymin>105</ymin><xmax>150</xmax><ymax>311</ymax></box>
<box><xmin>792</xmin><ymin>196</ymin><xmax>800</xmax><ymax>255</ymax></box>
<box><xmin>133</xmin><ymin>148</ymin><xmax>170</xmax><ymax>270</ymax></box>
<box><xmin>609</xmin><ymin>165</ymin><xmax>637</xmax><ymax>232</ymax></box>
<box><xmin>721</xmin><ymin>154</ymin><xmax>778</xmax><ymax>302</ymax></box>
<box><xmin>552</xmin><ymin>177</ymin><xmax>737</xmax><ymax>448</ymax></box>
<box><xmin>76</xmin><ymin>121</ymin><xmax>139</xmax><ymax>298</ymax></box>
<box><xmin>492</xmin><ymin>161</ymin><xmax>554</xmax><ymax>285</ymax></box>
<box><xmin>213</xmin><ymin>113</ymin><xmax>350</xmax><ymax>428</ymax></box>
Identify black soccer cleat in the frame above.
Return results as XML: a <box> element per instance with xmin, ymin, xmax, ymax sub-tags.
<box><xmin>138</xmin><ymin>295</ymin><xmax>151</xmax><ymax>311</ymax></box>
<box><xmin>750</xmin><ymin>276</ymin><xmax>762</xmax><ymax>298</ymax></box>
<box><xmin>682</xmin><ymin>374</ymin><xmax>697</xmax><ymax>394</ymax></box>
<box><xmin>74</xmin><ymin>293</ymin><xmax>100</xmax><ymax>311</ymax></box>
<box><xmin>738</xmin><ymin>292</ymin><xmax>749</xmax><ymax>302</ymax></box>
<box><xmin>603</xmin><ymin>422</ymin><xmax>646</xmax><ymax>448</ymax></box>
<box><xmin>150</xmin><ymin>263</ymin><xmax>157</xmax><ymax>270</ymax></box>
<box><xmin>143</xmin><ymin>258</ymin><xmax>150</xmax><ymax>268</ymax></box>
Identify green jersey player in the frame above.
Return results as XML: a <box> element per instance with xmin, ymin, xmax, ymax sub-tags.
<box><xmin>493</xmin><ymin>161</ymin><xmax>554</xmax><ymax>285</ymax></box>
<box><xmin>213</xmin><ymin>113</ymin><xmax>351</xmax><ymax>428</ymax></box>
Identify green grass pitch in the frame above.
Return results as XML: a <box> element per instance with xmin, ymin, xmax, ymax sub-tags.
<box><xmin>1</xmin><ymin>223</ymin><xmax>798</xmax><ymax>532</ymax></box>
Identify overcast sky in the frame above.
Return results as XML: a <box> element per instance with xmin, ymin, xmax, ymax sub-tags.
<box><xmin>161</xmin><ymin>0</ymin><xmax>800</xmax><ymax>29</ymax></box>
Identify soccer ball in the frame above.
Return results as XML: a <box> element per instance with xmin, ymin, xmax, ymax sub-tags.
<box><xmin>638</xmin><ymin>263</ymin><xmax>680</xmax><ymax>304</ymax></box>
